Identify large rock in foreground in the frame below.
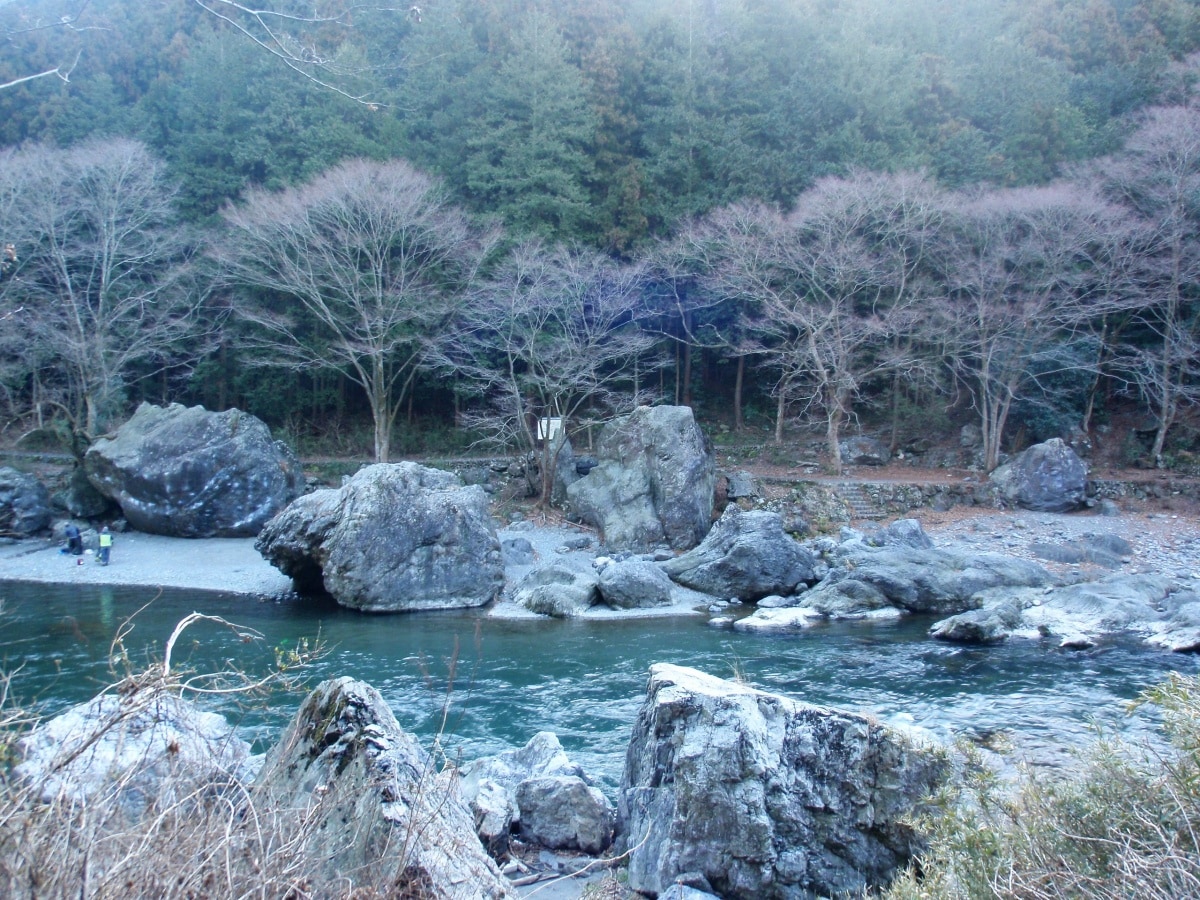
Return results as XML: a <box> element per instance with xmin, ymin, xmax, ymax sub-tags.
<box><xmin>15</xmin><ymin>691</ymin><xmax>249</xmax><ymax>816</ymax></box>
<box><xmin>257</xmin><ymin>462</ymin><xmax>503</xmax><ymax>611</ymax></box>
<box><xmin>0</xmin><ymin>467</ymin><xmax>52</xmax><ymax>536</ymax></box>
<box><xmin>989</xmin><ymin>438</ymin><xmax>1087</xmax><ymax>513</ymax></box>
<box><xmin>618</xmin><ymin>665</ymin><xmax>947</xmax><ymax>899</ymax></box>
<box><xmin>566</xmin><ymin>406</ymin><xmax>715</xmax><ymax>551</ymax></box>
<box><xmin>84</xmin><ymin>403</ymin><xmax>302</xmax><ymax>537</ymax></box>
<box><xmin>253</xmin><ymin>677</ymin><xmax>510</xmax><ymax>898</ymax></box>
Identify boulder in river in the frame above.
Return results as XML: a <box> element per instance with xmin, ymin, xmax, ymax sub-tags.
<box><xmin>618</xmin><ymin>664</ymin><xmax>948</xmax><ymax>899</ymax></box>
<box><xmin>257</xmin><ymin>462</ymin><xmax>503</xmax><ymax>612</ymax></box>
<box><xmin>84</xmin><ymin>403</ymin><xmax>302</xmax><ymax>537</ymax></box>
<box><xmin>253</xmin><ymin>677</ymin><xmax>510</xmax><ymax>898</ymax></box>
<box><xmin>0</xmin><ymin>466</ymin><xmax>52</xmax><ymax>536</ymax></box>
<box><xmin>661</xmin><ymin>506</ymin><xmax>817</xmax><ymax>601</ymax></box>
<box><xmin>511</xmin><ymin>563</ymin><xmax>600</xmax><ymax>617</ymax></box>
<box><xmin>565</xmin><ymin>406</ymin><xmax>715</xmax><ymax>552</ymax></box>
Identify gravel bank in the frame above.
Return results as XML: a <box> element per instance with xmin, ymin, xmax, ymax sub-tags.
<box><xmin>0</xmin><ymin>531</ymin><xmax>293</xmax><ymax>596</ymax></box>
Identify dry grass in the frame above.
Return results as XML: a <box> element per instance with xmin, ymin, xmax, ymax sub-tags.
<box><xmin>884</xmin><ymin>673</ymin><xmax>1200</xmax><ymax>900</ymax></box>
<box><xmin>0</xmin><ymin>613</ymin><xmax>450</xmax><ymax>899</ymax></box>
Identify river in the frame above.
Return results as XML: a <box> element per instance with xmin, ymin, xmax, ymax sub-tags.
<box><xmin>2</xmin><ymin>579</ymin><xmax>1195</xmax><ymax>791</ymax></box>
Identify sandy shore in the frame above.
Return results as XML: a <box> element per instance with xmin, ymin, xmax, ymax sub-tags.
<box><xmin>0</xmin><ymin>531</ymin><xmax>293</xmax><ymax>596</ymax></box>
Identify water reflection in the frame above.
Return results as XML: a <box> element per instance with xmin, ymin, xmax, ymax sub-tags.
<box><xmin>0</xmin><ymin>580</ymin><xmax>1194</xmax><ymax>791</ymax></box>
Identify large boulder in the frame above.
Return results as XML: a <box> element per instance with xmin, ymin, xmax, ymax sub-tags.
<box><xmin>565</xmin><ymin>406</ymin><xmax>715</xmax><ymax>551</ymax></box>
<box><xmin>256</xmin><ymin>463</ymin><xmax>503</xmax><ymax>612</ymax></box>
<box><xmin>618</xmin><ymin>665</ymin><xmax>948</xmax><ymax>899</ymax></box>
<box><xmin>0</xmin><ymin>467</ymin><xmax>52</xmax><ymax>536</ymax></box>
<box><xmin>988</xmin><ymin>438</ymin><xmax>1087</xmax><ymax>513</ymax></box>
<box><xmin>661</xmin><ymin>506</ymin><xmax>817</xmax><ymax>601</ymax></box>
<box><xmin>84</xmin><ymin>403</ymin><xmax>302</xmax><ymax>537</ymax></box>
<box><xmin>15</xmin><ymin>690</ymin><xmax>249</xmax><ymax>817</ymax></box>
<box><xmin>253</xmin><ymin>678</ymin><xmax>511</xmax><ymax>898</ymax></box>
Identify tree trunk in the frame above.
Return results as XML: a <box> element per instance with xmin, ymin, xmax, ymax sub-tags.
<box><xmin>733</xmin><ymin>354</ymin><xmax>745</xmax><ymax>431</ymax></box>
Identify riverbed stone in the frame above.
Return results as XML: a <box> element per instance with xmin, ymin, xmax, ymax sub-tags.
<box><xmin>929</xmin><ymin>600</ymin><xmax>1024</xmax><ymax>644</ymax></box>
<box><xmin>459</xmin><ymin>732</ymin><xmax>589</xmax><ymax>855</ymax></box>
<box><xmin>253</xmin><ymin>677</ymin><xmax>511</xmax><ymax>898</ymax></box>
<box><xmin>0</xmin><ymin>466</ymin><xmax>52</xmax><ymax>536</ymax></box>
<box><xmin>661</xmin><ymin>506</ymin><xmax>817</xmax><ymax>601</ymax></box>
<box><xmin>565</xmin><ymin>406</ymin><xmax>715</xmax><ymax>551</ymax></box>
<box><xmin>618</xmin><ymin>664</ymin><xmax>948</xmax><ymax>899</ymax></box>
<box><xmin>988</xmin><ymin>438</ymin><xmax>1087</xmax><ymax>513</ymax></box>
<box><xmin>598</xmin><ymin>559</ymin><xmax>675</xmax><ymax>608</ymax></box>
<box><xmin>256</xmin><ymin>462</ymin><xmax>503</xmax><ymax>612</ymax></box>
<box><xmin>516</xmin><ymin>775</ymin><xmax>615</xmax><ymax>854</ymax></box>
<box><xmin>511</xmin><ymin>563</ymin><xmax>600</xmax><ymax>617</ymax></box>
<box><xmin>84</xmin><ymin>403</ymin><xmax>302</xmax><ymax>537</ymax></box>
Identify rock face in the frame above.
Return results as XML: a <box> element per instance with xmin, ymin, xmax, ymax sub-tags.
<box><xmin>989</xmin><ymin>438</ymin><xmax>1087</xmax><ymax>513</ymax></box>
<box><xmin>661</xmin><ymin>506</ymin><xmax>817</xmax><ymax>601</ymax></box>
<box><xmin>618</xmin><ymin>665</ymin><xmax>947</xmax><ymax>899</ymax></box>
<box><xmin>15</xmin><ymin>691</ymin><xmax>249</xmax><ymax>815</ymax></box>
<box><xmin>0</xmin><ymin>467</ymin><xmax>52</xmax><ymax>535</ymax></box>
<box><xmin>256</xmin><ymin>463</ymin><xmax>503</xmax><ymax>612</ymax></box>
<box><xmin>253</xmin><ymin>677</ymin><xmax>511</xmax><ymax>899</ymax></box>
<box><xmin>565</xmin><ymin>406</ymin><xmax>715</xmax><ymax>551</ymax></box>
<box><xmin>84</xmin><ymin>403</ymin><xmax>302</xmax><ymax>537</ymax></box>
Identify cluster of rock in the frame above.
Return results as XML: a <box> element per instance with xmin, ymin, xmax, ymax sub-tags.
<box><xmin>17</xmin><ymin>665</ymin><xmax>947</xmax><ymax>899</ymax></box>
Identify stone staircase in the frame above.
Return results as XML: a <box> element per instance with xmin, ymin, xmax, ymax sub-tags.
<box><xmin>837</xmin><ymin>482</ymin><xmax>883</xmax><ymax>520</ymax></box>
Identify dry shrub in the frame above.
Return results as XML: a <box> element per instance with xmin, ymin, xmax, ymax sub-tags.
<box><xmin>885</xmin><ymin>673</ymin><xmax>1200</xmax><ymax>899</ymax></box>
<box><xmin>0</xmin><ymin>613</ymin><xmax>432</xmax><ymax>899</ymax></box>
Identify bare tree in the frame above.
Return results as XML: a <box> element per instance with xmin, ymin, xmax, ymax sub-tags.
<box><xmin>0</xmin><ymin>0</ymin><xmax>94</xmax><ymax>91</ymax></box>
<box><xmin>218</xmin><ymin>158</ymin><xmax>492</xmax><ymax>463</ymax></box>
<box><xmin>0</xmin><ymin>139</ymin><xmax>203</xmax><ymax>443</ymax></box>
<box><xmin>702</xmin><ymin>172</ymin><xmax>943</xmax><ymax>473</ymax></box>
<box><xmin>432</xmin><ymin>240</ymin><xmax>659</xmax><ymax>507</ymax></box>
<box><xmin>936</xmin><ymin>180</ymin><xmax>1134</xmax><ymax>471</ymax></box>
<box><xmin>187</xmin><ymin>1</ymin><xmax>411</xmax><ymax>103</ymax></box>
<box><xmin>1091</xmin><ymin>105</ymin><xmax>1200</xmax><ymax>465</ymax></box>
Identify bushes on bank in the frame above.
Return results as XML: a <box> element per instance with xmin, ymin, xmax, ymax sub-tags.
<box><xmin>885</xmin><ymin>673</ymin><xmax>1200</xmax><ymax>899</ymax></box>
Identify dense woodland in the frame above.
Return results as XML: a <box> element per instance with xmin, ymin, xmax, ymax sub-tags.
<box><xmin>2</xmin><ymin>0</ymin><xmax>1200</xmax><ymax>477</ymax></box>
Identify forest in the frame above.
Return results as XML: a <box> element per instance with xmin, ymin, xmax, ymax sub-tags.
<box><xmin>1</xmin><ymin>0</ymin><xmax>1200</xmax><ymax>474</ymax></box>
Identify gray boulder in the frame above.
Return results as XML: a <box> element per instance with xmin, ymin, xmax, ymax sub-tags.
<box><xmin>256</xmin><ymin>463</ymin><xmax>503</xmax><ymax>612</ymax></box>
<box><xmin>725</xmin><ymin>470</ymin><xmax>758</xmax><ymax>500</ymax></box>
<box><xmin>511</xmin><ymin>563</ymin><xmax>600</xmax><ymax>617</ymax></box>
<box><xmin>15</xmin><ymin>691</ymin><xmax>249</xmax><ymax>816</ymax></box>
<box><xmin>988</xmin><ymin>438</ymin><xmax>1087</xmax><ymax>513</ymax></box>
<box><xmin>839</xmin><ymin>435</ymin><xmax>890</xmax><ymax>466</ymax></box>
<box><xmin>566</xmin><ymin>406</ymin><xmax>715</xmax><ymax>551</ymax></box>
<box><xmin>661</xmin><ymin>506</ymin><xmax>817</xmax><ymax>601</ymax></box>
<box><xmin>516</xmin><ymin>776</ymin><xmax>615</xmax><ymax>854</ymax></box>
<box><xmin>929</xmin><ymin>600</ymin><xmax>1023</xmax><ymax>644</ymax></box>
<box><xmin>253</xmin><ymin>677</ymin><xmax>510</xmax><ymax>898</ymax></box>
<box><xmin>598</xmin><ymin>559</ymin><xmax>675</xmax><ymax>609</ymax></box>
<box><xmin>0</xmin><ymin>467</ymin><xmax>52</xmax><ymax>536</ymax></box>
<box><xmin>460</xmin><ymin>732</ymin><xmax>588</xmax><ymax>854</ymax></box>
<box><xmin>618</xmin><ymin>665</ymin><xmax>948</xmax><ymax>899</ymax></box>
<box><xmin>84</xmin><ymin>403</ymin><xmax>302</xmax><ymax>537</ymax></box>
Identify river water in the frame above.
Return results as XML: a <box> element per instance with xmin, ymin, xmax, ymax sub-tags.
<box><xmin>2</xmin><ymin>580</ymin><xmax>1196</xmax><ymax>791</ymax></box>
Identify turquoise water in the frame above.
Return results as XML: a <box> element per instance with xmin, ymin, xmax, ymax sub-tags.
<box><xmin>1</xmin><ymin>580</ymin><xmax>1195</xmax><ymax>791</ymax></box>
